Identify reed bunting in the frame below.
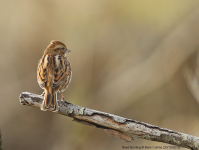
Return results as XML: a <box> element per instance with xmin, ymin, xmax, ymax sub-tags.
<box><xmin>37</xmin><ymin>40</ymin><xmax>72</xmax><ymax>111</ymax></box>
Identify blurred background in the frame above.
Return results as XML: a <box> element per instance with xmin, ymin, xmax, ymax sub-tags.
<box><xmin>0</xmin><ymin>0</ymin><xmax>199</xmax><ymax>149</ymax></box>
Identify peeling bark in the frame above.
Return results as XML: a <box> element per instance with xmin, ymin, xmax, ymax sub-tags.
<box><xmin>19</xmin><ymin>92</ymin><xmax>199</xmax><ymax>150</ymax></box>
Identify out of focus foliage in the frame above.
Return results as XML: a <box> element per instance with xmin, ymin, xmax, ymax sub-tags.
<box><xmin>0</xmin><ymin>0</ymin><xmax>199</xmax><ymax>150</ymax></box>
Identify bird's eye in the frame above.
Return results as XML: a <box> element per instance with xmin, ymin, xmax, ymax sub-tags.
<box><xmin>62</xmin><ymin>47</ymin><xmax>65</xmax><ymax>50</ymax></box>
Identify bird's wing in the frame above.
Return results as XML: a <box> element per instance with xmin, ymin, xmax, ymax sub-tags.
<box><xmin>37</xmin><ymin>57</ymin><xmax>47</xmax><ymax>89</ymax></box>
<box><xmin>52</xmin><ymin>55</ymin><xmax>71</xmax><ymax>88</ymax></box>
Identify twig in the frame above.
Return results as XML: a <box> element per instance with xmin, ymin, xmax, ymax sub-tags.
<box><xmin>19</xmin><ymin>92</ymin><xmax>199</xmax><ymax>150</ymax></box>
<box><xmin>184</xmin><ymin>50</ymin><xmax>199</xmax><ymax>104</ymax></box>
<box><xmin>184</xmin><ymin>67</ymin><xmax>199</xmax><ymax>104</ymax></box>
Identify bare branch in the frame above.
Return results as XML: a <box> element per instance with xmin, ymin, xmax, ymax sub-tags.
<box><xmin>184</xmin><ymin>68</ymin><xmax>199</xmax><ymax>104</ymax></box>
<box><xmin>184</xmin><ymin>51</ymin><xmax>199</xmax><ymax>104</ymax></box>
<box><xmin>19</xmin><ymin>92</ymin><xmax>199</xmax><ymax>150</ymax></box>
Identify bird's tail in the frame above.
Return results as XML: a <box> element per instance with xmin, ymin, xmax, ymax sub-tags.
<box><xmin>41</xmin><ymin>88</ymin><xmax>57</xmax><ymax>111</ymax></box>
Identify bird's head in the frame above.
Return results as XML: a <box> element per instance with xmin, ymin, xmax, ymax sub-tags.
<box><xmin>45</xmin><ymin>40</ymin><xmax>71</xmax><ymax>56</ymax></box>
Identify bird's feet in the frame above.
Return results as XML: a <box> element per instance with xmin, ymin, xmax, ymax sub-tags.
<box><xmin>41</xmin><ymin>91</ymin><xmax>45</xmax><ymax>97</ymax></box>
<box><xmin>61</xmin><ymin>93</ymin><xmax>65</xmax><ymax>101</ymax></box>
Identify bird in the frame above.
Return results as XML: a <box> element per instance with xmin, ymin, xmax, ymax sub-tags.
<box><xmin>37</xmin><ymin>40</ymin><xmax>72</xmax><ymax>111</ymax></box>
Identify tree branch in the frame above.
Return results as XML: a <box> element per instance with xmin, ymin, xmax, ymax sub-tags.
<box><xmin>19</xmin><ymin>92</ymin><xmax>199</xmax><ymax>150</ymax></box>
<box><xmin>184</xmin><ymin>50</ymin><xmax>199</xmax><ymax>105</ymax></box>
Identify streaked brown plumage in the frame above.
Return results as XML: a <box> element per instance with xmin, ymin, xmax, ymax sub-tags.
<box><xmin>37</xmin><ymin>40</ymin><xmax>72</xmax><ymax>111</ymax></box>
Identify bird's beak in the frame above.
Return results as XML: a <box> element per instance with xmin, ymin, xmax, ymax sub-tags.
<box><xmin>66</xmin><ymin>49</ymin><xmax>71</xmax><ymax>52</ymax></box>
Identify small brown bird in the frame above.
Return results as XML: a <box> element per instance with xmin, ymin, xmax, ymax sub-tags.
<box><xmin>37</xmin><ymin>40</ymin><xmax>72</xmax><ymax>111</ymax></box>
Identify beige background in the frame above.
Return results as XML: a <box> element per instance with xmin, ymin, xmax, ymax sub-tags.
<box><xmin>0</xmin><ymin>0</ymin><xmax>199</xmax><ymax>150</ymax></box>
